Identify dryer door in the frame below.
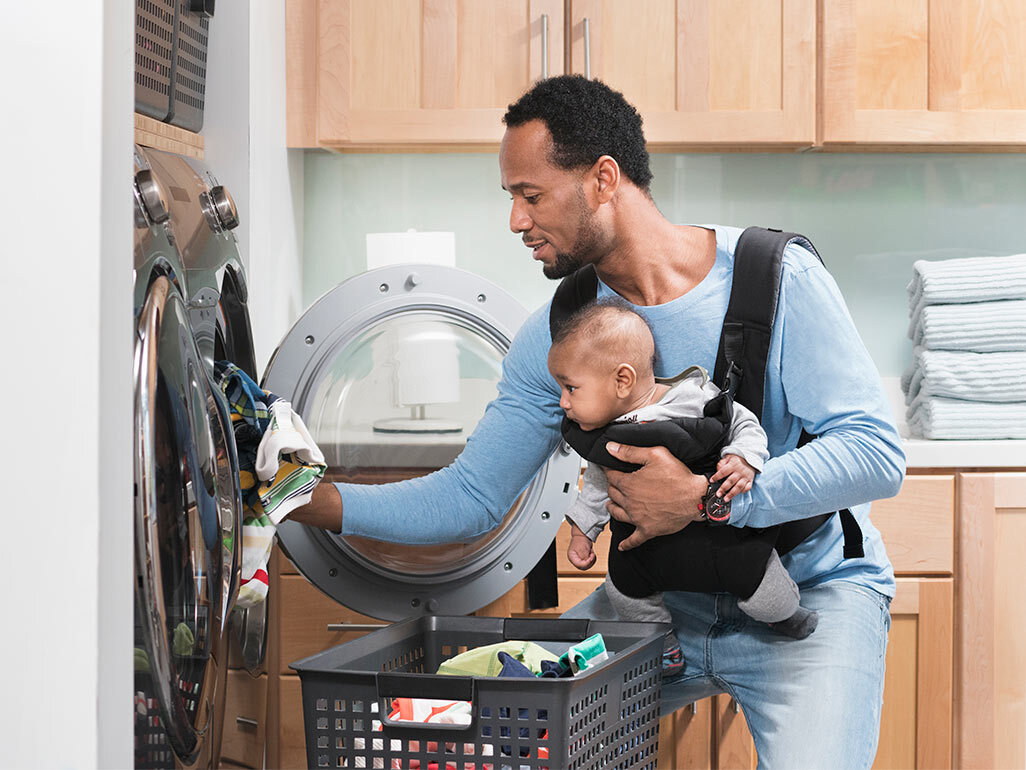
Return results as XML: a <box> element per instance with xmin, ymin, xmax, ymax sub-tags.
<box><xmin>263</xmin><ymin>264</ymin><xmax>581</xmax><ymax>621</ymax></box>
<box><xmin>134</xmin><ymin>274</ymin><xmax>236</xmax><ymax>767</ymax></box>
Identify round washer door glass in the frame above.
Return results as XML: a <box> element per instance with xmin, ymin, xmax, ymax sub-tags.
<box><xmin>266</xmin><ymin>265</ymin><xmax>579</xmax><ymax>620</ymax></box>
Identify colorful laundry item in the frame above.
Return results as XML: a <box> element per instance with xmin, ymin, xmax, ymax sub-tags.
<box><xmin>557</xmin><ymin>633</ymin><xmax>609</xmax><ymax>675</ymax></box>
<box><xmin>435</xmin><ymin>641</ymin><xmax>558</xmax><ymax>678</ymax></box>
<box><xmin>215</xmin><ymin>361</ymin><xmax>326</xmax><ymax>607</ymax></box>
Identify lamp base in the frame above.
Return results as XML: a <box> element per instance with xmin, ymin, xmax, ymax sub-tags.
<box><xmin>372</xmin><ymin>417</ymin><xmax>463</xmax><ymax>434</ymax></box>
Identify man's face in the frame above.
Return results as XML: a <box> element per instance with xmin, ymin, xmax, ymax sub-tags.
<box><xmin>499</xmin><ymin>120</ymin><xmax>605</xmax><ymax>279</ymax></box>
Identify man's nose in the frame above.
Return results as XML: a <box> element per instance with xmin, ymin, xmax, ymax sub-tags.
<box><xmin>509</xmin><ymin>198</ymin><xmax>532</xmax><ymax>233</ymax></box>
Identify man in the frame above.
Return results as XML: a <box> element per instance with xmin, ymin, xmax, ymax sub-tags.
<box><xmin>292</xmin><ymin>75</ymin><xmax>905</xmax><ymax>767</ymax></box>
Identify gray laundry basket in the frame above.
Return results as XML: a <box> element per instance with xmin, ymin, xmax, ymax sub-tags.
<box><xmin>290</xmin><ymin>616</ymin><xmax>665</xmax><ymax>770</ymax></box>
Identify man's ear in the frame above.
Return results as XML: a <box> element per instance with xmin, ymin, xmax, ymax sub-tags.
<box><xmin>593</xmin><ymin>155</ymin><xmax>620</xmax><ymax>204</ymax></box>
<box><xmin>614</xmin><ymin>363</ymin><xmax>637</xmax><ymax>397</ymax></box>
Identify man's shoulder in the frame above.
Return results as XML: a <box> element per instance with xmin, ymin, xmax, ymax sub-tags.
<box><xmin>714</xmin><ymin>224</ymin><xmax>822</xmax><ymax>272</ymax></box>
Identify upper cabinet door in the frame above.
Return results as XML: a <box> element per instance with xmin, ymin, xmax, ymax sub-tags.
<box><xmin>822</xmin><ymin>0</ymin><xmax>1026</xmax><ymax>146</ymax></box>
<box><xmin>566</xmin><ymin>0</ymin><xmax>816</xmax><ymax>148</ymax></box>
<box><xmin>289</xmin><ymin>0</ymin><xmax>564</xmax><ymax>149</ymax></box>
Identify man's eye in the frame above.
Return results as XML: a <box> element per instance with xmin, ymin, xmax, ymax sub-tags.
<box><xmin>525</xmin><ymin>195</ymin><xmax>540</xmax><ymax>204</ymax></box>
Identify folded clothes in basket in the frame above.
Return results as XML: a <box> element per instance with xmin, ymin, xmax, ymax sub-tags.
<box><xmin>907</xmin><ymin>254</ymin><xmax>1026</xmax><ymax>330</ymax></box>
<box><xmin>901</xmin><ymin>348</ymin><xmax>1026</xmax><ymax>404</ymax></box>
<box><xmin>215</xmin><ymin>361</ymin><xmax>326</xmax><ymax>607</ymax></box>
<box><xmin>906</xmin><ymin>395</ymin><xmax>1026</xmax><ymax>439</ymax></box>
<box><xmin>909</xmin><ymin>300</ymin><xmax>1026</xmax><ymax>352</ymax></box>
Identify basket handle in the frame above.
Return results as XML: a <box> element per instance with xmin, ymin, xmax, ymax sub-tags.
<box><xmin>376</xmin><ymin>672</ymin><xmax>475</xmax><ymax>701</ymax></box>
<box><xmin>375</xmin><ymin>673</ymin><xmax>476</xmax><ymax>731</ymax></box>
<box><xmin>502</xmin><ymin>617</ymin><xmax>592</xmax><ymax>641</ymax></box>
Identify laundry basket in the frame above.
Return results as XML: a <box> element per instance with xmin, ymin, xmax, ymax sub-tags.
<box><xmin>290</xmin><ymin>615</ymin><xmax>665</xmax><ymax>770</ymax></box>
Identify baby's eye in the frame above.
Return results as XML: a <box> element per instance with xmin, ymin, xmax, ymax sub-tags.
<box><xmin>565</xmin><ymin>385</ymin><xmax>576</xmax><ymax>393</ymax></box>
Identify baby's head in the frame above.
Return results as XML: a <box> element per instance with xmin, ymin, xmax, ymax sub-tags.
<box><xmin>547</xmin><ymin>299</ymin><xmax>657</xmax><ymax>430</ymax></box>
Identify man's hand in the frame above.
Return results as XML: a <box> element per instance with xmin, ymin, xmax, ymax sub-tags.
<box><xmin>710</xmin><ymin>454</ymin><xmax>756</xmax><ymax>502</ymax></box>
<box><xmin>603</xmin><ymin>442</ymin><xmax>707</xmax><ymax>552</ymax></box>
<box><xmin>288</xmin><ymin>483</ymin><xmax>343</xmax><ymax>532</ymax></box>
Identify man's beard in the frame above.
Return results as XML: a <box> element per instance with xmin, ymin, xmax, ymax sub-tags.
<box><xmin>542</xmin><ymin>189</ymin><xmax>602</xmax><ymax>280</ymax></box>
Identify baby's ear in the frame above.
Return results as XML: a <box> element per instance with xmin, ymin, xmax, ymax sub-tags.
<box><xmin>614</xmin><ymin>363</ymin><xmax>637</xmax><ymax>395</ymax></box>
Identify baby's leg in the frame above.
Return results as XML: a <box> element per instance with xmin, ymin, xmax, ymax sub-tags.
<box><xmin>736</xmin><ymin>549</ymin><xmax>819</xmax><ymax>639</ymax></box>
<box><xmin>604</xmin><ymin>575</ymin><xmax>684</xmax><ymax>675</ymax></box>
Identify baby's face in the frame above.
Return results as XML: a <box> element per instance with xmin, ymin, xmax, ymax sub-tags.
<box><xmin>547</xmin><ymin>343</ymin><xmax>623</xmax><ymax>431</ymax></box>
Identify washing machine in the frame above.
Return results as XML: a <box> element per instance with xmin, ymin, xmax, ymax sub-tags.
<box><xmin>132</xmin><ymin>146</ymin><xmax>249</xmax><ymax>769</ymax></box>
<box><xmin>135</xmin><ymin>146</ymin><xmax>268</xmax><ymax>675</ymax></box>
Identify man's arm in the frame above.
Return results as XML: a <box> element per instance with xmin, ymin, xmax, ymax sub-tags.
<box><xmin>288</xmin><ymin>306</ymin><xmax>566</xmax><ymax>544</ymax></box>
<box><xmin>289</xmin><ymin>483</ymin><xmax>342</xmax><ymax>532</ymax></box>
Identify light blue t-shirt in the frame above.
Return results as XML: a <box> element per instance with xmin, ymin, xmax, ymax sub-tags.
<box><xmin>338</xmin><ymin>225</ymin><xmax>904</xmax><ymax>598</ymax></box>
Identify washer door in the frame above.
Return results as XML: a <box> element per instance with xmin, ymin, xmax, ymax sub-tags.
<box><xmin>134</xmin><ymin>274</ymin><xmax>237</xmax><ymax>767</ymax></box>
<box><xmin>263</xmin><ymin>264</ymin><xmax>580</xmax><ymax>621</ymax></box>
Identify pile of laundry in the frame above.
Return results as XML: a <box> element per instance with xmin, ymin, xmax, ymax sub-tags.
<box><xmin>359</xmin><ymin>635</ymin><xmax>610</xmax><ymax>770</ymax></box>
<box><xmin>215</xmin><ymin>361</ymin><xmax>326</xmax><ymax>607</ymax></box>
<box><xmin>901</xmin><ymin>254</ymin><xmax>1026</xmax><ymax>439</ymax></box>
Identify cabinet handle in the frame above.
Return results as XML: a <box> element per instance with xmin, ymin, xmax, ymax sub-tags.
<box><xmin>541</xmin><ymin>14</ymin><xmax>549</xmax><ymax>80</ymax></box>
<box><xmin>236</xmin><ymin>716</ymin><xmax>259</xmax><ymax>729</ymax></box>
<box><xmin>583</xmin><ymin>17</ymin><xmax>591</xmax><ymax>79</ymax></box>
<box><xmin>327</xmin><ymin>622</ymin><xmax>387</xmax><ymax>632</ymax></box>
<box><xmin>731</xmin><ymin>698</ymin><xmax>741</xmax><ymax>714</ymax></box>
<box><xmin>688</xmin><ymin>702</ymin><xmax>697</xmax><ymax>714</ymax></box>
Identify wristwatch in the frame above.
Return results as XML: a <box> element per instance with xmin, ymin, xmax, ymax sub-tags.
<box><xmin>698</xmin><ymin>474</ymin><xmax>731</xmax><ymax>523</ymax></box>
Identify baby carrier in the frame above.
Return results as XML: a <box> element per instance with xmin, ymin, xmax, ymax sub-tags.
<box><xmin>525</xmin><ymin>227</ymin><xmax>864</xmax><ymax>606</ymax></box>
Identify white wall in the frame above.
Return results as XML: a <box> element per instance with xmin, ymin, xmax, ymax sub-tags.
<box><xmin>204</xmin><ymin>0</ymin><xmax>304</xmax><ymax>375</ymax></box>
<box><xmin>0</xmin><ymin>0</ymin><xmax>134</xmax><ymax>767</ymax></box>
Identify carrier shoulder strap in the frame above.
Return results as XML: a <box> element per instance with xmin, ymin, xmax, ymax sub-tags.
<box><xmin>713</xmin><ymin>227</ymin><xmax>863</xmax><ymax>559</ymax></box>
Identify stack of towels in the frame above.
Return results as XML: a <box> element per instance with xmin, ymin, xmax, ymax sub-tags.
<box><xmin>901</xmin><ymin>254</ymin><xmax>1026</xmax><ymax>439</ymax></box>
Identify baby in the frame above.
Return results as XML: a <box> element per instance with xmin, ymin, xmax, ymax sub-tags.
<box><xmin>548</xmin><ymin>299</ymin><xmax>818</xmax><ymax>675</ymax></box>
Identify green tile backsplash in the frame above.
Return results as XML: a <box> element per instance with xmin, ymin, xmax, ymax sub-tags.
<box><xmin>303</xmin><ymin>151</ymin><xmax>1026</xmax><ymax>377</ymax></box>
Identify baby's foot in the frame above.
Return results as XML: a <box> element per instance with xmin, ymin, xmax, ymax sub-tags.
<box><xmin>661</xmin><ymin>632</ymin><xmax>685</xmax><ymax>677</ymax></box>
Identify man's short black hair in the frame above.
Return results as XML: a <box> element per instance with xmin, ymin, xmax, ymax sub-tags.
<box><xmin>503</xmin><ymin>75</ymin><xmax>653</xmax><ymax>192</ymax></box>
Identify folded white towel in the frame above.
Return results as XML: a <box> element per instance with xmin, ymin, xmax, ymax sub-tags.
<box><xmin>902</xmin><ymin>348</ymin><xmax>1026</xmax><ymax>404</ymax></box>
<box><xmin>906</xmin><ymin>395</ymin><xmax>1026</xmax><ymax>440</ymax></box>
<box><xmin>909</xmin><ymin>299</ymin><xmax>1026</xmax><ymax>351</ymax></box>
<box><xmin>907</xmin><ymin>254</ymin><xmax>1026</xmax><ymax>332</ymax></box>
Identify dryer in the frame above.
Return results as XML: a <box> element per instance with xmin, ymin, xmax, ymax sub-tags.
<box><xmin>262</xmin><ymin>264</ymin><xmax>582</xmax><ymax>622</ymax></box>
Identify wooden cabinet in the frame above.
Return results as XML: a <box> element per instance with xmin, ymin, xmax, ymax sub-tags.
<box><xmin>567</xmin><ymin>0</ymin><xmax>816</xmax><ymax>147</ymax></box>
<box><xmin>821</xmin><ymin>0</ymin><xmax>1026</xmax><ymax>147</ymax></box>
<box><xmin>955</xmin><ymin>472</ymin><xmax>1026</xmax><ymax>769</ymax></box>
<box><xmin>219</xmin><ymin>670</ymin><xmax>268</xmax><ymax>769</ymax></box>
<box><xmin>288</xmin><ymin>0</ymin><xmax>815</xmax><ymax>150</ymax></box>
<box><xmin>287</xmin><ymin>0</ymin><xmax>563</xmax><ymax>149</ymax></box>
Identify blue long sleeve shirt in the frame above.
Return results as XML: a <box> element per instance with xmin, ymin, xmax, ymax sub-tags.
<box><xmin>338</xmin><ymin>225</ymin><xmax>905</xmax><ymax>598</ymax></box>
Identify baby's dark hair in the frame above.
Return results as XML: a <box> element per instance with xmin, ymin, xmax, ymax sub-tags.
<box><xmin>551</xmin><ymin>298</ymin><xmax>657</xmax><ymax>375</ymax></box>
<box><xmin>503</xmin><ymin>75</ymin><xmax>653</xmax><ymax>193</ymax></box>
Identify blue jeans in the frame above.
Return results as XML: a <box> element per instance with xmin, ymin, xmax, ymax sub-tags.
<box><xmin>562</xmin><ymin>580</ymin><xmax>891</xmax><ymax>769</ymax></box>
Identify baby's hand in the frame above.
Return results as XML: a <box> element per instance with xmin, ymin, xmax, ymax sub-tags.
<box><xmin>710</xmin><ymin>454</ymin><xmax>756</xmax><ymax>502</ymax></box>
<box><xmin>567</xmin><ymin>524</ymin><xmax>597</xmax><ymax>570</ymax></box>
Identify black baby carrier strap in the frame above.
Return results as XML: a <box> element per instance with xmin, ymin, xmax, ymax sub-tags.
<box><xmin>713</xmin><ymin>227</ymin><xmax>863</xmax><ymax>558</ymax></box>
<box><xmin>548</xmin><ymin>226</ymin><xmax>864</xmax><ymax>560</ymax></box>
